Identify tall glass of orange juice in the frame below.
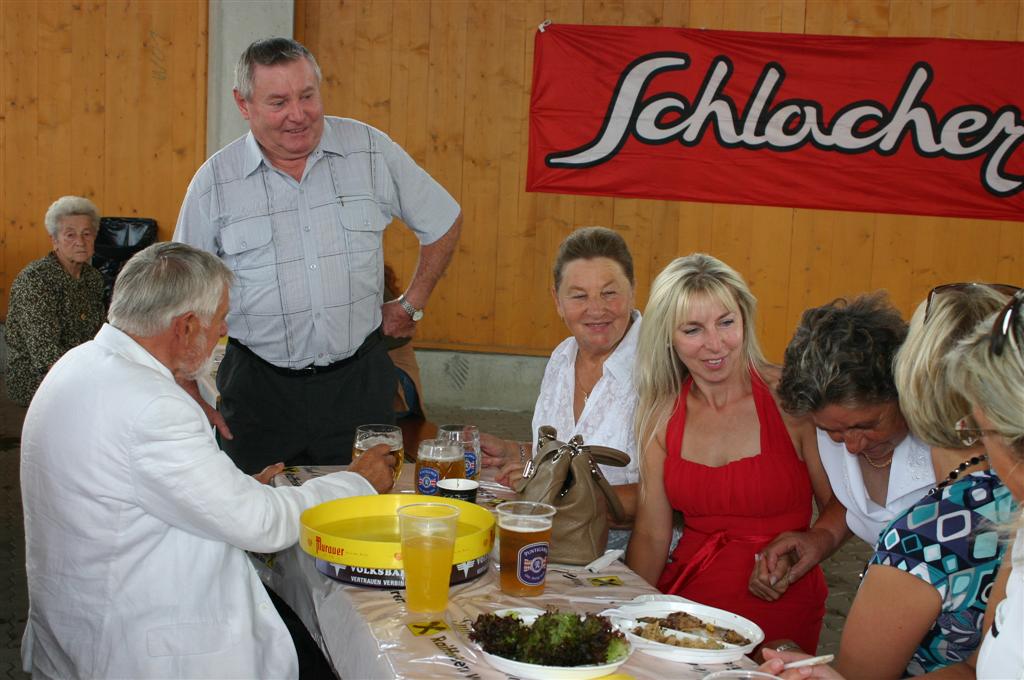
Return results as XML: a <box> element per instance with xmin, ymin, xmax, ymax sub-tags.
<box><xmin>397</xmin><ymin>503</ymin><xmax>460</xmax><ymax>614</ymax></box>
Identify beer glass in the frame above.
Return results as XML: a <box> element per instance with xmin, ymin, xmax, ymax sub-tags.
<box><xmin>397</xmin><ymin>503</ymin><xmax>460</xmax><ymax>614</ymax></box>
<box><xmin>415</xmin><ymin>438</ymin><xmax>465</xmax><ymax>495</ymax></box>
<box><xmin>437</xmin><ymin>424</ymin><xmax>481</xmax><ymax>481</ymax></box>
<box><xmin>495</xmin><ymin>501</ymin><xmax>556</xmax><ymax>597</ymax></box>
<box><xmin>353</xmin><ymin>424</ymin><xmax>403</xmax><ymax>482</ymax></box>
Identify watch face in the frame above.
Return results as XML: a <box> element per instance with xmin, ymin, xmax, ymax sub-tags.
<box><xmin>412</xmin><ymin>309</ymin><xmax>424</xmax><ymax>321</ymax></box>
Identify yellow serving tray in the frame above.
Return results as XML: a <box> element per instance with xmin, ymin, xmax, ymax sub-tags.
<box><xmin>300</xmin><ymin>494</ymin><xmax>495</xmax><ymax>570</ymax></box>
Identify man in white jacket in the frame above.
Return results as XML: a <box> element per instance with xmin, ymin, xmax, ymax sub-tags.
<box><xmin>20</xmin><ymin>242</ymin><xmax>396</xmax><ymax>679</ymax></box>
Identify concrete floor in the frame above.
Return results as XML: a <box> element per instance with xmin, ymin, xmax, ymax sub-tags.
<box><xmin>0</xmin><ymin>392</ymin><xmax>870</xmax><ymax>679</ymax></box>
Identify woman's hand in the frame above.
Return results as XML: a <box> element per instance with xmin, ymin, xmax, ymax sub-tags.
<box><xmin>480</xmin><ymin>432</ymin><xmax>515</xmax><ymax>468</ymax></box>
<box><xmin>749</xmin><ymin>550</ymin><xmax>794</xmax><ymax>601</ymax></box>
<box><xmin>759</xmin><ymin>648</ymin><xmax>844</xmax><ymax>679</ymax></box>
<box><xmin>496</xmin><ymin>461</ymin><xmax>526</xmax><ymax>488</ymax></box>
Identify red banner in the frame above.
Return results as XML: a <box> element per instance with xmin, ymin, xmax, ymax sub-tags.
<box><xmin>527</xmin><ymin>23</ymin><xmax>1024</xmax><ymax>222</ymax></box>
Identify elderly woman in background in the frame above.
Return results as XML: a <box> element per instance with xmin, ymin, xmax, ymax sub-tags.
<box><xmin>5</xmin><ymin>196</ymin><xmax>105</xmax><ymax>406</ymax></box>
<box><xmin>756</xmin><ymin>294</ymin><xmax>936</xmax><ymax>587</ymax></box>
<box><xmin>480</xmin><ymin>227</ymin><xmax>641</xmax><ymax>545</ymax></box>
<box><xmin>626</xmin><ymin>253</ymin><xmax>831</xmax><ymax>654</ymax></box>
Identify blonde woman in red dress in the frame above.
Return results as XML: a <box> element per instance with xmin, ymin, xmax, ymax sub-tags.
<box><xmin>626</xmin><ymin>253</ymin><xmax>832</xmax><ymax>653</ymax></box>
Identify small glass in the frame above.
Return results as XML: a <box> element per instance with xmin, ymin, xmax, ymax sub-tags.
<box><xmin>353</xmin><ymin>424</ymin><xmax>403</xmax><ymax>482</ymax></box>
<box><xmin>398</xmin><ymin>503</ymin><xmax>460</xmax><ymax>614</ymax></box>
<box><xmin>415</xmin><ymin>438</ymin><xmax>465</xmax><ymax>495</ymax></box>
<box><xmin>438</xmin><ymin>424</ymin><xmax>481</xmax><ymax>480</ymax></box>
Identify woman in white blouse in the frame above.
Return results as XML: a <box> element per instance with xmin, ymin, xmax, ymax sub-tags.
<box><xmin>480</xmin><ymin>227</ymin><xmax>641</xmax><ymax>541</ymax></box>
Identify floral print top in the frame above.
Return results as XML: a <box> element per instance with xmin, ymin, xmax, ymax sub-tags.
<box><xmin>5</xmin><ymin>252</ymin><xmax>105</xmax><ymax>406</ymax></box>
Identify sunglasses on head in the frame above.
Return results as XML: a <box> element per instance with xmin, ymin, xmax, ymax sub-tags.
<box><xmin>989</xmin><ymin>288</ymin><xmax>1024</xmax><ymax>357</ymax></box>
<box><xmin>923</xmin><ymin>283</ymin><xmax>1021</xmax><ymax>324</ymax></box>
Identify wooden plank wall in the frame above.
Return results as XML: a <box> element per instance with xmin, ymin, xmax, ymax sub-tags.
<box><xmin>0</xmin><ymin>0</ymin><xmax>207</xmax><ymax>319</ymax></box>
<box><xmin>297</xmin><ymin>0</ymin><xmax>1024</xmax><ymax>362</ymax></box>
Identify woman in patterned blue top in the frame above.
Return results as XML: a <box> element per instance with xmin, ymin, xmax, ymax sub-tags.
<box><xmin>831</xmin><ymin>284</ymin><xmax>1017</xmax><ymax>679</ymax></box>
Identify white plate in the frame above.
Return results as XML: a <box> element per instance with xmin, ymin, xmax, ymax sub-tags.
<box><xmin>602</xmin><ymin>601</ymin><xmax>763</xmax><ymax>664</ymax></box>
<box><xmin>629</xmin><ymin>593</ymin><xmax>691</xmax><ymax>604</ymax></box>
<box><xmin>474</xmin><ymin>608</ymin><xmax>632</xmax><ymax>680</ymax></box>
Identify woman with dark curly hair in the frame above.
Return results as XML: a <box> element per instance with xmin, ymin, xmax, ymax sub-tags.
<box><xmin>756</xmin><ymin>294</ymin><xmax>936</xmax><ymax>591</ymax></box>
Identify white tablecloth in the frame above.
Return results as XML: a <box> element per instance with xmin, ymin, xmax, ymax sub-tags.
<box><xmin>252</xmin><ymin>466</ymin><xmax>755</xmax><ymax>679</ymax></box>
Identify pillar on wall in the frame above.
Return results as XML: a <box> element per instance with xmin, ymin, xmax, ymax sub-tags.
<box><xmin>206</xmin><ymin>0</ymin><xmax>295</xmax><ymax>157</ymax></box>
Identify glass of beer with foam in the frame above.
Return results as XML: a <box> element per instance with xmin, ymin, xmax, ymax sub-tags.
<box><xmin>353</xmin><ymin>424</ymin><xmax>403</xmax><ymax>482</ymax></box>
<box><xmin>495</xmin><ymin>501</ymin><xmax>557</xmax><ymax>597</ymax></box>
<box><xmin>438</xmin><ymin>424</ymin><xmax>481</xmax><ymax>481</ymax></box>
<box><xmin>415</xmin><ymin>438</ymin><xmax>465</xmax><ymax>495</ymax></box>
<box><xmin>397</xmin><ymin>503</ymin><xmax>460</xmax><ymax>614</ymax></box>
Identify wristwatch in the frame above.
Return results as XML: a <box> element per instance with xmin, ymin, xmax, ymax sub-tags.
<box><xmin>397</xmin><ymin>295</ymin><xmax>424</xmax><ymax>322</ymax></box>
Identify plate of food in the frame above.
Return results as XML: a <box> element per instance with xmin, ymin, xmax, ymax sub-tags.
<box><xmin>601</xmin><ymin>601</ymin><xmax>763</xmax><ymax>663</ymax></box>
<box><xmin>469</xmin><ymin>607</ymin><xmax>632</xmax><ymax>680</ymax></box>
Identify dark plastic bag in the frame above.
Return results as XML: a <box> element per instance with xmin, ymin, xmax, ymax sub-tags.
<box><xmin>92</xmin><ymin>216</ymin><xmax>158</xmax><ymax>308</ymax></box>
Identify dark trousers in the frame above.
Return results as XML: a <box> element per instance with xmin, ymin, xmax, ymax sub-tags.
<box><xmin>266</xmin><ymin>586</ymin><xmax>336</xmax><ymax>680</ymax></box>
<box><xmin>217</xmin><ymin>332</ymin><xmax>396</xmax><ymax>474</ymax></box>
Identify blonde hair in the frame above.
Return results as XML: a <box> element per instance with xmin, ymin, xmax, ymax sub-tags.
<box><xmin>946</xmin><ymin>299</ymin><xmax>1024</xmax><ymax>532</ymax></box>
<box><xmin>635</xmin><ymin>253</ymin><xmax>768</xmax><ymax>450</ymax></box>
<box><xmin>895</xmin><ymin>285</ymin><xmax>1010</xmax><ymax>449</ymax></box>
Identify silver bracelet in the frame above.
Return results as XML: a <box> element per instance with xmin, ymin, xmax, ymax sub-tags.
<box><xmin>517</xmin><ymin>443</ymin><xmax>529</xmax><ymax>463</ymax></box>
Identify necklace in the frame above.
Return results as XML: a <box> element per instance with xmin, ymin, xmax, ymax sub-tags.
<box><xmin>929</xmin><ymin>453</ymin><xmax>988</xmax><ymax>496</ymax></box>
<box><xmin>862</xmin><ymin>451</ymin><xmax>895</xmax><ymax>469</ymax></box>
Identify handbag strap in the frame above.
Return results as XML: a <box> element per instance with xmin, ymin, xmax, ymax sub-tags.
<box><xmin>530</xmin><ymin>426</ymin><xmax>628</xmax><ymax>522</ymax></box>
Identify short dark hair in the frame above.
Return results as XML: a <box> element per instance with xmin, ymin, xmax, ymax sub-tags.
<box><xmin>552</xmin><ymin>227</ymin><xmax>635</xmax><ymax>291</ymax></box>
<box><xmin>778</xmin><ymin>292</ymin><xmax>908</xmax><ymax>415</ymax></box>
<box><xmin>234</xmin><ymin>37</ymin><xmax>322</xmax><ymax>100</ymax></box>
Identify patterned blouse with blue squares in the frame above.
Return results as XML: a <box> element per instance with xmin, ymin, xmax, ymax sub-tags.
<box><xmin>868</xmin><ymin>469</ymin><xmax>1016</xmax><ymax>675</ymax></box>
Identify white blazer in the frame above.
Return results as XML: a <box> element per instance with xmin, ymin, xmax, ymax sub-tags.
<box><xmin>21</xmin><ymin>324</ymin><xmax>376</xmax><ymax>679</ymax></box>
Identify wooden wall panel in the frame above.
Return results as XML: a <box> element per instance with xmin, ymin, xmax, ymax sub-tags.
<box><xmin>0</xmin><ymin>0</ymin><xmax>206</xmax><ymax>319</ymax></box>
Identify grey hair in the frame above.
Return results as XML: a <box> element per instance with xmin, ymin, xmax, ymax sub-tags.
<box><xmin>234</xmin><ymin>37</ymin><xmax>322</xmax><ymax>101</ymax></box>
<box><xmin>778</xmin><ymin>293</ymin><xmax>907</xmax><ymax>416</ymax></box>
<box><xmin>635</xmin><ymin>253</ymin><xmax>768</xmax><ymax>449</ymax></box>
<box><xmin>44</xmin><ymin>196</ymin><xmax>99</xmax><ymax>237</ymax></box>
<box><xmin>895</xmin><ymin>285</ymin><xmax>1010</xmax><ymax>449</ymax></box>
<box><xmin>108</xmin><ymin>242</ymin><xmax>233</xmax><ymax>337</ymax></box>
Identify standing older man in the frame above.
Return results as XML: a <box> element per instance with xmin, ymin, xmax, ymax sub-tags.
<box><xmin>174</xmin><ymin>37</ymin><xmax>462</xmax><ymax>473</ymax></box>
<box><xmin>20</xmin><ymin>243</ymin><xmax>395</xmax><ymax>679</ymax></box>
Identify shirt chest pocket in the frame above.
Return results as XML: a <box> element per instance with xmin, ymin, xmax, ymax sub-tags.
<box><xmin>219</xmin><ymin>216</ymin><xmax>277</xmax><ymax>285</ymax></box>
<box><xmin>335</xmin><ymin>195</ymin><xmax>389</xmax><ymax>270</ymax></box>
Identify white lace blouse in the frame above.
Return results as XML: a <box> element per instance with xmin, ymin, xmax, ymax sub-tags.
<box><xmin>530</xmin><ymin>311</ymin><xmax>641</xmax><ymax>487</ymax></box>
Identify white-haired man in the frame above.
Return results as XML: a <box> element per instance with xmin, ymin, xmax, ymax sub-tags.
<box><xmin>20</xmin><ymin>242</ymin><xmax>395</xmax><ymax>679</ymax></box>
<box><xmin>174</xmin><ymin>37</ymin><xmax>462</xmax><ymax>474</ymax></box>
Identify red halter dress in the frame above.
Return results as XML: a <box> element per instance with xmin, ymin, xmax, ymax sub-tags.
<box><xmin>656</xmin><ymin>371</ymin><xmax>827</xmax><ymax>653</ymax></box>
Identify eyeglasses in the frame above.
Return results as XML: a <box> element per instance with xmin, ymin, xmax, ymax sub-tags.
<box><xmin>989</xmin><ymin>289</ymin><xmax>1024</xmax><ymax>357</ymax></box>
<box><xmin>953</xmin><ymin>414</ymin><xmax>1001</xmax><ymax>447</ymax></box>
<box><xmin>924</xmin><ymin>283</ymin><xmax>1021</xmax><ymax>324</ymax></box>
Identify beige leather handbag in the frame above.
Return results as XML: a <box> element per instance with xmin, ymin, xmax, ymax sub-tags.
<box><xmin>512</xmin><ymin>426</ymin><xmax>629</xmax><ymax>565</ymax></box>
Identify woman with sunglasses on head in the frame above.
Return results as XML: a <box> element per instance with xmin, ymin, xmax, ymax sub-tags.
<box><xmin>758</xmin><ymin>284</ymin><xmax>1018</xmax><ymax>680</ymax></box>
<box><xmin>945</xmin><ymin>289</ymin><xmax>1024</xmax><ymax>679</ymax></box>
